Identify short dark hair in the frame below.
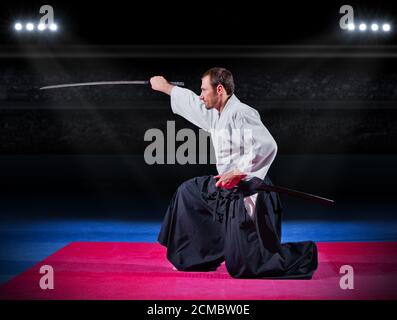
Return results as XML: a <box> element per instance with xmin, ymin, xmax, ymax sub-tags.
<box><xmin>202</xmin><ymin>67</ymin><xmax>235</xmax><ymax>95</ymax></box>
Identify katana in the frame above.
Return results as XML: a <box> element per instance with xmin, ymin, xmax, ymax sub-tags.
<box><xmin>258</xmin><ymin>184</ymin><xmax>334</xmax><ymax>206</ymax></box>
<box><xmin>237</xmin><ymin>177</ymin><xmax>334</xmax><ymax>206</ymax></box>
<box><xmin>40</xmin><ymin>80</ymin><xmax>185</xmax><ymax>90</ymax></box>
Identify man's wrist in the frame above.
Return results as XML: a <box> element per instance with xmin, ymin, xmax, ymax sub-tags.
<box><xmin>163</xmin><ymin>83</ymin><xmax>175</xmax><ymax>95</ymax></box>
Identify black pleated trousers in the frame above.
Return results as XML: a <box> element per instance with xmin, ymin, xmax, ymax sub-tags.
<box><xmin>158</xmin><ymin>175</ymin><xmax>318</xmax><ymax>279</ymax></box>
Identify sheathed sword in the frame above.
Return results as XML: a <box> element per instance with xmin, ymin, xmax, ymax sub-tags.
<box><xmin>258</xmin><ymin>184</ymin><xmax>334</xmax><ymax>206</ymax></box>
<box><xmin>40</xmin><ymin>80</ymin><xmax>185</xmax><ymax>90</ymax></box>
<box><xmin>238</xmin><ymin>177</ymin><xmax>334</xmax><ymax>206</ymax></box>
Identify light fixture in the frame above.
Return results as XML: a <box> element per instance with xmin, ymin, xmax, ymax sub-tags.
<box><xmin>49</xmin><ymin>23</ymin><xmax>58</xmax><ymax>31</ymax></box>
<box><xmin>347</xmin><ymin>23</ymin><xmax>355</xmax><ymax>31</ymax></box>
<box><xmin>14</xmin><ymin>22</ymin><xmax>23</xmax><ymax>31</ymax></box>
<box><xmin>359</xmin><ymin>23</ymin><xmax>367</xmax><ymax>31</ymax></box>
<box><xmin>371</xmin><ymin>23</ymin><xmax>379</xmax><ymax>31</ymax></box>
<box><xmin>26</xmin><ymin>23</ymin><xmax>35</xmax><ymax>31</ymax></box>
<box><xmin>382</xmin><ymin>23</ymin><xmax>391</xmax><ymax>32</ymax></box>
<box><xmin>37</xmin><ymin>23</ymin><xmax>46</xmax><ymax>31</ymax></box>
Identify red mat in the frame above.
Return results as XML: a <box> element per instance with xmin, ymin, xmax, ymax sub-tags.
<box><xmin>1</xmin><ymin>242</ymin><xmax>397</xmax><ymax>300</ymax></box>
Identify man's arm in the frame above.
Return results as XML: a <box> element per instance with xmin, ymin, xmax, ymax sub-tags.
<box><xmin>150</xmin><ymin>75</ymin><xmax>213</xmax><ymax>131</ymax></box>
<box><xmin>235</xmin><ymin>110</ymin><xmax>278</xmax><ymax>180</ymax></box>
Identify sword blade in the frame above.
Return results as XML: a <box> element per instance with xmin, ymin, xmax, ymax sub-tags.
<box><xmin>40</xmin><ymin>80</ymin><xmax>185</xmax><ymax>90</ymax></box>
<box><xmin>259</xmin><ymin>184</ymin><xmax>335</xmax><ymax>206</ymax></box>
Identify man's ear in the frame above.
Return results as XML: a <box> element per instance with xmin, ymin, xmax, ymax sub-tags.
<box><xmin>217</xmin><ymin>84</ymin><xmax>224</xmax><ymax>95</ymax></box>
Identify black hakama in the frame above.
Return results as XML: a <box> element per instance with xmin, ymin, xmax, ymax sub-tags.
<box><xmin>158</xmin><ymin>175</ymin><xmax>318</xmax><ymax>279</ymax></box>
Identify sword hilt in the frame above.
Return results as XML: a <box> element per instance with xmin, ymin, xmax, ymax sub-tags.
<box><xmin>145</xmin><ymin>81</ymin><xmax>184</xmax><ymax>86</ymax></box>
<box><xmin>169</xmin><ymin>81</ymin><xmax>185</xmax><ymax>86</ymax></box>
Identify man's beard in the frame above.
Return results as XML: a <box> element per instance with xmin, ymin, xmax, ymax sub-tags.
<box><xmin>204</xmin><ymin>101</ymin><xmax>215</xmax><ymax>109</ymax></box>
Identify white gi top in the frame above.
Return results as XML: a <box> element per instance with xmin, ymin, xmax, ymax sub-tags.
<box><xmin>170</xmin><ymin>86</ymin><xmax>278</xmax><ymax>218</ymax></box>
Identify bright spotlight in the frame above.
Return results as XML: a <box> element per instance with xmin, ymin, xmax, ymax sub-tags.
<box><xmin>14</xmin><ymin>23</ymin><xmax>23</xmax><ymax>31</ymax></box>
<box><xmin>26</xmin><ymin>23</ymin><xmax>34</xmax><ymax>31</ymax></box>
<box><xmin>383</xmin><ymin>23</ymin><xmax>391</xmax><ymax>32</ymax></box>
<box><xmin>371</xmin><ymin>23</ymin><xmax>379</xmax><ymax>31</ymax></box>
<box><xmin>347</xmin><ymin>23</ymin><xmax>355</xmax><ymax>31</ymax></box>
<box><xmin>38</xmin><ymin>23</ymin><xmax>46</xmax><ymax>31</ymax></box>
<box><xmin>49</xmin><ymin>23</ymin><xmax>58</xmax><ymax>31</ymax></box>
<box><xmin>359</xmin><ymin>23</ymin><xmax>367</xmax><ymax>31</ymax></box>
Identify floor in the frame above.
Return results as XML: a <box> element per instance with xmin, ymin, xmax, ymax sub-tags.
<box><xmin>1</xmin><ymin>217</ymin><xmax>397</xmax><ymax>298</ymax></box>
<box><xmin>1</xmin><ymin>241</ymin><xmax>396</xmax><ymax>299</ymax></box>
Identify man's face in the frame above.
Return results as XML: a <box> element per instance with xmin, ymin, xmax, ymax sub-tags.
<box><xmin>200</xmin><ymin>75</ymin><xmax>220</xmax><ymax>109</ymax></box>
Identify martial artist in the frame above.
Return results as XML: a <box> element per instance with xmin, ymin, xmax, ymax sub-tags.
<box><xmin>150</xmin><ymin>68</ymin><xmax>317</xmax><ymax>279</ymax></box>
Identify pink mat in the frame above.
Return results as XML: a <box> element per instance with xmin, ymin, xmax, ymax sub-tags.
<box><xmin>1</xmin><ymin>242</ymin><xmax>397</xmax><ymax>300</ymax></box>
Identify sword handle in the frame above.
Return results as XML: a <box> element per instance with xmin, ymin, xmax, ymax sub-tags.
<box><xmin>169</xmin><ymin>81</ymin><xmax>185</xmax><ymax>86</ymax></box>
<box><xmin>146</xmin><ymin>80</ymin><xmax>184</xmax><ymax>86</ymax></box>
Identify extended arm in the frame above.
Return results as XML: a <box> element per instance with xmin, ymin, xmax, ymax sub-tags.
<box><xmin>150</xmin><ymin>76</ymin><xmax>213</xmax><ymax>131</ymax></box>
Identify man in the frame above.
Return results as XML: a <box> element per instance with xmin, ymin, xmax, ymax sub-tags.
<box><xmin>150</xmin><ymin>68</ymin><xmax>318</xmax><ymax>279</ymax></box>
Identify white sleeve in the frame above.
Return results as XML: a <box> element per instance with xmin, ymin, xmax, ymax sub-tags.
<box><xmin>234</xmin><ymin>110</ymin><xmax>278</xmax><ymax>180</ymax></box>
<box><xmin>170</xmin><ymin>86</ymin><xmax>214</xmax><ymax>131</ymax></box>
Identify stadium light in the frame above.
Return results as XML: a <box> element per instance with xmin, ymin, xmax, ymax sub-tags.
<box><xmin>26</xmin><ymin>23</ymin><xmax>35</xmax><ymax>31</ymax></box>
<box><xmin>49</xmin><ymin>23</ymin><xmax>58</xmax><ymax>31</ymax></box>
<box><xmin>371</xmin><ymin>23</ymin><xmax>379</xmax><ymax>31</ymax></box>
<box><xmin>37</xmin><ymin>23</ymin><xmax>46</xmax><ymax>31</ymax></box>
<box><xmin>13</xmin><ymin>21</ymin><xmax>60</xmax><ymax>33</ymax></box>
<box><xmin>359</xmin><ymin>23</ymin><xmax>367</xmax><ymax>31</ymax></box>
<box><xmin>383</xmin><ymin>23</ymin><xmax>391</xmax><ymax>32</ymax></box>
<box><xmin>347</xmin><ymin>23</ymin><xmax>355</xmax><ymax>31</ymax></box>
<box><xmin>344</xmin><ymin>21</ymin><xmax>392</xmax><ymax>34</ymax></box>
<box><xmin>14</xmin><ymin>22</ymin><xmax>23</xmax><ymax>31</ymax></box>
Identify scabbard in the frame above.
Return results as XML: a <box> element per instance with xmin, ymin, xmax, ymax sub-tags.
<box><xmin>258</xmin><ymin>183</ymin><xmax>334</xmax><ymax>206</ymax></box>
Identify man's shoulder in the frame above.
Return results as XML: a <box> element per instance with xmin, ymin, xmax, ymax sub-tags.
<box><xmin>231</xmin><ymin>100</ymin><xmax>259</xmax><ymax>117</ymax></box>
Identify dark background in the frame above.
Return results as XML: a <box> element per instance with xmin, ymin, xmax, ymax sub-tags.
<box><xmin>0</xmin><ymin>0</ymin><xmax>396</xmax><ymax>45</ymax></box>
<box><xmin>0</xmin><ymin>1</ymin><xmax>396</xmax><ymax>220</ymax></box>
